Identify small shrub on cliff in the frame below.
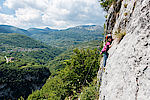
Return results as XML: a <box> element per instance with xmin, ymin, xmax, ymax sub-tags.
<box><xmin>18</xmin><ymin>96</ymin><xmax>24</xmax><ymax>100</ymax></box>
<box><xmin>124</xmin><ymin>4</ymin><xmax>128</xmax><ymax>8</ymax></box>
<box><xmin>124</xmin><ymin>12</ymin><xmax>128</xmax><ymax>16</ymax></box>
<box><xmin>99</xmin><ymin>0</ymin><xmax>116</xmax><ymax>11</ymax></box>
<box><xmin>115</xmin><ymin>31</ymin><xmax>126</xmax><ymax>44</ymax></box>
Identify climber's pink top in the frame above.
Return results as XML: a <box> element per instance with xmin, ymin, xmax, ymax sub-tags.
<box><xmin>101</xmin><ymin>42</ymin><xmax>110</xmax><ymax>54</ymax></box>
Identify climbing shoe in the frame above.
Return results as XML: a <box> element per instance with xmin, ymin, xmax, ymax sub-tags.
<box><xmin>99</xmin><ymin>67</ymin><xmax>105</xmax><ymax>72</ymax></box>
<box><xmin>103</xmin><ymin>68</ymin><xmax>105</xmax><ymax>72</ymax></box>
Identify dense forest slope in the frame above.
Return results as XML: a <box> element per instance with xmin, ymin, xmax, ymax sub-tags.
<box><xmin>0</xmin><ymin>33</ymin><xmax>47</xmax><ymax>50</ymax></box>
<box><xmin>0</xmin><ymin>33</ymin><xmax>62</xmax><ymax>99</ymax></box>
<box><xmin>0</xmin><ymin>67</ymin><xmax>50</xmax><ymax>100</ymax></box>
<box><xmin>98</xmin><ymin>0</ymin><xmax>150</xmax><ymax>100</ymax></box>
<box><xmin>48</xmin><ymin>40</ymin><xmax>102</xmax><ymax>73</ymax></box>
<box><xmin>28</xmin><ymin>48</ymin><xmax>101</xmax><ymax>100</ymax></box>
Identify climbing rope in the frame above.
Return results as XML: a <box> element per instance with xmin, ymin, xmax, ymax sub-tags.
<box><xmin>81</xmin><ymin>59</ymin><xmax>96</xmax><ymax>87</ymax></box>
<box><xmin>76</xmin><ymin>49</ymin><xmax>99</xmax><ymax>99</ymax></box>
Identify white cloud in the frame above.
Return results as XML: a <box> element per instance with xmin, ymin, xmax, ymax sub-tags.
<box><xmin>1</xmin><ymin>0</ymin><xmax>105</xmax><ymax>29</ymax></box>
<box><xmin>4</xmin><ymin>0</ymin><xmax>48</xmax><ymax>10</ymax></box>
<box><xmin>16</xmin><ymin>8</ymin><xmax>41</xmax><ymax>22</ymax></box>
<box><xmin>0</xmin><ymin>13</ymin><xmax>18</xmax><ymax>25</ymax></box>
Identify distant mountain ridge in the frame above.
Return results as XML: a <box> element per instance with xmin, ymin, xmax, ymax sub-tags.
<box><xmin>27</xmin><ymin>27</ymin><xmax>59</xmax><ymax>35</ymax></box>
<box><xmin>0</xmin><ymin>25</ymin><xmax>31</xmax><ymax>36</ymax></box>
<box><xmin>27</xmin><ymin>25</ymin><xmax>104</xmax><ymax>47</ymax></box>
<box><xmin>0</xmin><ymin>25</ymin><xmax>104</xmax><ymax>48</ymax></box>
<box><xmin>0</xmin><ymin>24</ymin><xmax>103</xmax><ymax>34</ymax></box>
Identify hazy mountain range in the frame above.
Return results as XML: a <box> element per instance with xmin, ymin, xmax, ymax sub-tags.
<box><xmin>0</xmin><ymin>25</ymin><xmax>104</xmax><ymax>48</ymax></box>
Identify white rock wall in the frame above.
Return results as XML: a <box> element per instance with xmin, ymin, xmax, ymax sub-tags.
<box><xmin>99</xmin><ymin>0</ymin><xmax>150</xmax><ymax>100</ymax></box>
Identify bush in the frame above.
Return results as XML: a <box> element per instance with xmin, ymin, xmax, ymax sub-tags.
<box><xmin>99</xmin><ymin>0</ymin><xmax>116</xmax><ymax>11</ymax></box>
<box><xmin>124</xmin><ymin>12</ymin><xmax>128</xmax><ymax>16</ymax></box>
<box><xmin>124</xmin><ymin>4</ymin><xmax>128</xmax><ymax>8</ymax></box>
<box><xmin>115</xmin><ymin>31</ymin><xmax>126</xmax><ymax>44</ymax></box>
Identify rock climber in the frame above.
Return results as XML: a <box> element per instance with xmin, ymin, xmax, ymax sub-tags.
<box><xmin>100</xmin><ymin>34</ymin><xmax>113</xmax><ymax>68</ymax></box>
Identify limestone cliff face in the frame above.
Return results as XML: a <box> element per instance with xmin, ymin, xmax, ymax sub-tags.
<box><xmin>99</xmin><ymin>0</ymin><xmax>150</xmax><ymax>100</ymax></box>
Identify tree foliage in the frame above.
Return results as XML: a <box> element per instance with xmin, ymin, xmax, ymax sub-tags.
<box><xmin>0</xmin><ymin>66</ymin><xmax>50</xmax><ymax>100</ymax></box>
<box><xmin>28</xmin><ymin>48</ymin><xmax>101</xmax><ymax>99</ymax></box>
<box><xmin>80</xmin><ymin>84</ymin><xmax>99</xmax><ymax>100</ymax></box>
<box><xmin>99</xmin><ymin>0</ymin><xmax>116</xmax><ymax>11</ymax></box>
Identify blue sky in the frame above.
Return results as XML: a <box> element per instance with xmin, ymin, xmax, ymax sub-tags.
<box><xmin>0</xmin><ymin>0</ymin><xmax>14</xmax><ymax>14</ymax></box>
<box><xmin>0</xmin><ymin>0</ymin><xmax>105</xmax><ymax>29</ymax></box>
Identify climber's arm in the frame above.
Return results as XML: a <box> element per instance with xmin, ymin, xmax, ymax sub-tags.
<box><xmin>109</xmin><ymin>44</ymin><xmax>112</xmax><ymax>48</ymax></box>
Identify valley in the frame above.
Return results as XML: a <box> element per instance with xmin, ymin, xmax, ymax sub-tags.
<box><xmin>0</xmin><ymin>24</ymin><xmax>104</xmax><ymax>99</ymax></box>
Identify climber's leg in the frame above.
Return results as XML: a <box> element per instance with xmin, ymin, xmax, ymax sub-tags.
<box><xmin>103</xmin><ymin>52</ymin><xmax>108</xmax><ymax>67</ymax></box>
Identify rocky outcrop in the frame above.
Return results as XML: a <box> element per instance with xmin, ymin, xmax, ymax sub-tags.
<box><xmin>99</xmin><ymin>0</ymin><xmax>150</xmax><ymax>100</ymax></box>
<box><xmin>0</xmin><ymin>67</ymin><xmax>50</xmax><ymax>100</ymax></box>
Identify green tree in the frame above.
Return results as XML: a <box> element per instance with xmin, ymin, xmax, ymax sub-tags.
<box><xmin>99</xmin><ymin>0</ymin><xmax>116</xmax><ymax>11</ymax></box>
<box><xmin>28</xmin><ymin>48</ymin><xmax>101</xmax><ymax>99</ymax></box>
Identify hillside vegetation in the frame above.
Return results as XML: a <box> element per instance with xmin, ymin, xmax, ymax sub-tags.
<box><xmin>0</xmin><ymin>33</ymin><xmax>62</xmax><ymax>65</ymax></box>
<box><xmin>0</xmin><ymin>33</ymin><xmax>47</xmax><ymax>51</ymax></box>
<box><xmin>0</xmin><ymin>25</ymin><xmax>104</xmax><ymax>100</ymax></box>
<box><xmin>0</xmin><ymin>66</ymin><xmax>50</xmax><ymax>100</ymax></box>
<box><xmin>0</xmin><ymin>25</ymin><xmax>31</xmax><ymax>35</ymax></box>
<box><xmin>48</xmin><ymin>40</ymin><xmax>103</xmax><ymax>74</ymax></box>
<box><xmin>0</xmin><ymin>33</ymin><xmax>64</xmax><ymax>99</ymax></box>
<box><xmin>28</xmin><ymin>47</ymin><xmax>102</xmax><ymax>100</ymax></box>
